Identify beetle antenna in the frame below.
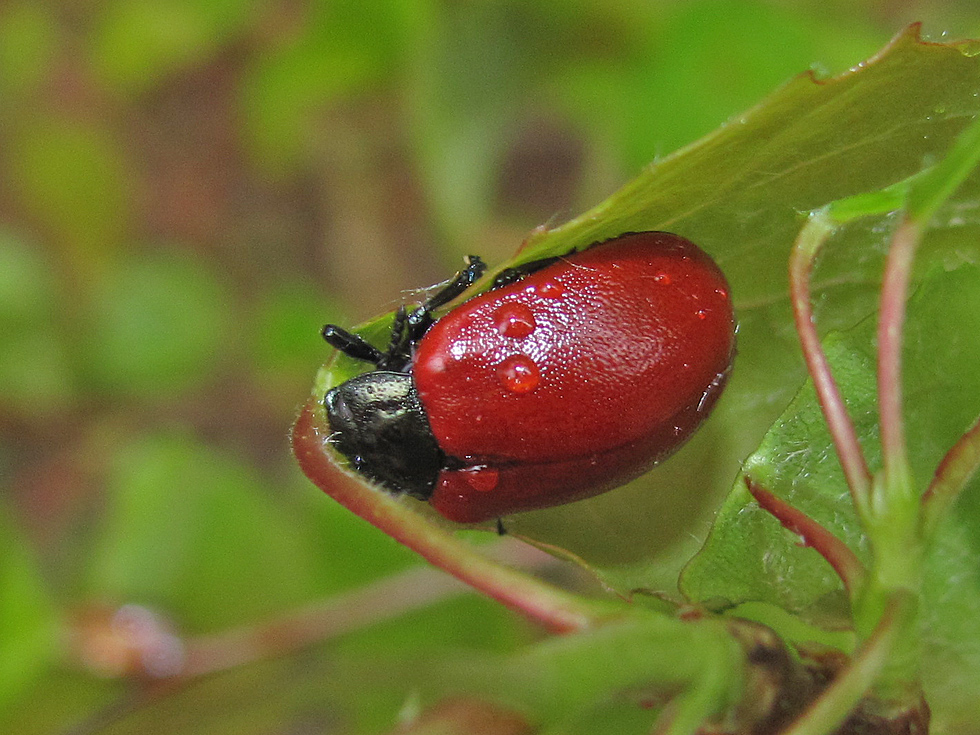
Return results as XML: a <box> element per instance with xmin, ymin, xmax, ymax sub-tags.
<box><xmin>322</xmin><ymin>324</ymin><xmax>385</xmax><ymax>366</ymax></box>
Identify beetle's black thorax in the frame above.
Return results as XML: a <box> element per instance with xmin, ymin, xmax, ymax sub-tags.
<box><xmin>324</xmin><ymin>371</ymin><xmax>443</xmax><ymax>500</ymax></box>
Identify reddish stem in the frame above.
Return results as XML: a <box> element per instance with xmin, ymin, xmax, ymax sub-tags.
<box><xmin>876</xmin><ymin>218</ymin><xmax>921</xmax><ymax>499</ymax></box>
<box><xmin>921</xmin><ymin>413</ymin><xmax>980</xmax><ymax>536</ymax></box>
<box><xmin>184</xmin><ymin>565</ymin><xmax>466</xmax><ymax>677</ymax></box>
<box><xmin>789</xmin><ymin>217</ymin><xmax>874</xmax><ymax>519</ymax></box>
<box><xmin>182</xmin><ymin>539</ymin><xmax>560</xmax><ymax>677</ymax></box>
<box><xmin>745</xmin><ymin>476</ymin><xmax>866</xmax><ymax>595</ymax></box>
<box><xmin>291</xmin><ymin>400</ymin><xmax>605</xmax><ymax>634</ymax></box>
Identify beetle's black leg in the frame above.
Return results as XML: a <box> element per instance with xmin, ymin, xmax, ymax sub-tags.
<box><xmin>496</xmin><ymin>518</ymin><xmax>508</xmax><ymax>536</ymax></box>
<box><xmin>326</xmin><ymin>256</ymin><xmax>487</xmax><ymax>371</ymax></box>
<box><xmin>491</xmin><ymin>256</ymin><xmax>561</xmax><ymax>289</ymax></box>
<box><xmin>322</xmin><ymin>324</ymin><xmax>385</xmax><ymax>365</ymax></box>
<box><xmin>425</xmin><ymin>255</ymin><xmax>487</xmax><ymax>311</ymax></box>
<box><xmin>406</xmin><ymin>255</ymin><xmax>487</xmax><ymax>342</ymax></box>
<box><xmin>376</xmin><ymin>306</ymin><xmax>410</xmax><ymax>371</ymax></box>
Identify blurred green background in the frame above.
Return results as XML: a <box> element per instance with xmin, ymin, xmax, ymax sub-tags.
<box><xmin>1</xmin><ymin>1</ymin><xmax>977</xmax><ymax>732</ymax></box>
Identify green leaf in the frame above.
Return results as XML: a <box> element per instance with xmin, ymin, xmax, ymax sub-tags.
<box><xmin>0</xmin><ymin>231</ymin><xmax>55</xmax><ymax>322</ymax></box>
<box><xmin>90</xmin><ymin>0</ymin><xmax>256</xmax><ymax>93</ymax></box>
<box><xmin>7</xmin><ymin>120</ymin><xmax>131</xmax><ymax>264</ymax></box>
<box><xmin>0</xmin><ymin>2</ymin><xmax>57</xmax><ymax>95</ymax></box>
<box><xmin>680</xmin><ymin>333</ymin><xmax>877</xmax><ymax>626</ymax></box>
<box><xmin>682</xmin><ymin>263</ymin><xmax>980</xmax><ymax>724</ymax></box>
<box><xmin>405</xmin><ymin>1</ymin><xmax>528</xmax><ymax>242</ymax></box>
<box><xmin>316</xmin><ymin>30</ymin><xmax>980</xmax><ymax>591</ymax></box>
<box><xmin>535</xmin><ymin>31</ymin><xmax>980</xmax><ymax>586</ymax></box>
<box><xmin>0</xmin><ymin>231</ymin><xmax>73</xmax><ymax>413</ymax></box>
<box><xmin>921</xmin><ymin>517</ymin><xmax>980</xmax><ymax>734</ymax></box>
<box><xmin>904</xmin><ymin>266</ymin><xmax>980</xmax><ymax>730</ymax></box>
<box><xmin>83</xmin><ymin>250</ymin><xmax>233</xmax><ymax>398</ymax></box>
<box><xmin>0</xmin><ymin>506</ymin><xmax>57</xmax><ymax>716</ymax></box>
<box><xmin>88</xmin><ymin>433</ymin><xmax>317</xmax><ymax>631</ymax></box>
<box><xmin>250</xmin><ymin>281</ymin><xmax>346</xmax><ymax>393</ymax></box>
<box><xmin>615</xmin><ymin>0</ymin><xmax>869</xmax><ymax>168</ymax></box>
<box><xmin>907</xmin><ymin>101</ymin><xmax>980</xmax><ymax>224</ymax></box>
<box><xmin>241</xmin><ymin>0</ymin><xmax>410</xmax><ymax>169</ymax></box>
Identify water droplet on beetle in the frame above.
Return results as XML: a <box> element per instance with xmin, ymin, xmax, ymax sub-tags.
<box><xmin>696</xmin><ymin>309</ymin><xmax>707</xmax><ymax>320</ymax></box>
<box><xmin>536</xmin><ymin>281</ymin><xmax>564</xmax><ymax>298</ymax></box>
<box><xmin>714</xmin><ymin>287</ymin><xmax>728</xmax><ymax>298</ymax></box>
<box><xmin>497</xmin><ymin>354</ymin><xmax>540</xmax><ymax>393</ymax></box>
<box><xmin>460</xmin><ymin>465</ymin><xmax>499</xmax><ymax>492</ymax></box>
<box><xmin>653</xmin><ymin>272</ymin><xmax>672</xmax><ymax>285</ymax></box>
<box><xmin>494</xmin><ymin>302</ymin><xmax>536</xmax><ymax>338</ymax></box>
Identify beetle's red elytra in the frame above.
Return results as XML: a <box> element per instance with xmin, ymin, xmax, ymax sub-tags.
<box><xmin>321</xmin><ymin>231</ymin><xmax>736</xmax><ymax>523</ymax></box>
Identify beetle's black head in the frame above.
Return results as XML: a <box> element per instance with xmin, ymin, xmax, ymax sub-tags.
<box><xmin>324</xmin><ymin>371</ymin><xmax>443</xmax><ymax>500</ymax></box>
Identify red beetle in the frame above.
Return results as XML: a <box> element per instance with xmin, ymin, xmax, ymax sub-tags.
<box><xmin>321</xmin><ymin>231</ymin><xmax>735</xmax><ymax>523</ymax></box>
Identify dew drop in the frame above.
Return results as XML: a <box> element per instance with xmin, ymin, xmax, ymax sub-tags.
<box><xmin>695</xmin><ymin>309</ymin><xmax>707</xmax><ymax>320</ymax></box>
<box><xmin>494</xmin><ymin>302</ymin><xmax>536</xmax><ymax>338</ymax></box>
<box><xmin>653</xmin><ymin>272</ymin><xmax>672</xmax><ymax>285</ymax></box>
<box><xmin>536</xmin><ymin>281</ymin><xmax>564</xmax><ymax>298</ymax></box>
<box><xmin>714</xmin><ymin>287</ymin><xmax>728</xmax><ymax>298</ymax></box>
<box><xmin>460</xmin><ymin>465</ymin><xmax>499</xmax><ymax>492</ymax></box>
<box><xmin>497</xmin><ymin>354</ymin><xmax>540</xmax><ymax>393</ymax></box>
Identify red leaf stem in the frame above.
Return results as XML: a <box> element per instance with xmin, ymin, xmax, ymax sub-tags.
<box><xmin>745</xmin><ymin>476</ymin><xmax>866</xmax><ymax>595</ymax></box>
<box><xmin>789</xmin><ymin>216</ymin><xmax>874</xmax><ymax>520</ymax></box>
<box><xmin>291</xmin><ymin>400</ymin><xmax>605</xmax><ymax>634</ymax></box>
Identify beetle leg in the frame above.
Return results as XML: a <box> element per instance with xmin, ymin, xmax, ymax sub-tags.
<box><xmin>376</xmin><ymin>306</ymin><xmax>410</xmax><ymax>371</ymax></box>
<box><xmin>425</xmin><ymin>255</ymin><xmax>487</xmax><ymax>311</ymax></box>
<box><xmin>491</xmin><ymin>256</ymin><xmax>560</xmax><ymax>289</ymax></box>
<box><xmin>406</xmin><ymin>255</ymin><xmax>487</xmax><ymax>342</ymax></box>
